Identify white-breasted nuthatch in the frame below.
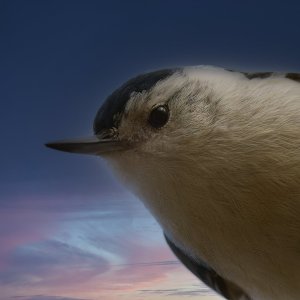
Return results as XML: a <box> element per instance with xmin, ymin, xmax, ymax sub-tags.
<box><xmin>46</xmin><ymin>66</ymin><xmax>300</xmax><ymax>300</ymax></box>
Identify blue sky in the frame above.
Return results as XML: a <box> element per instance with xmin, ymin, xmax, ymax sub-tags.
<box><xmin>1</xmin><ymin>0</ymin><xmax>300</xmax><ymax>299</ymax></box>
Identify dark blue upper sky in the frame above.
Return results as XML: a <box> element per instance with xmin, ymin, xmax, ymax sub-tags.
<box><xmin>2</xmin><ymin>0</ymin><xmax>300</xmax><ymax>201</ymax></box>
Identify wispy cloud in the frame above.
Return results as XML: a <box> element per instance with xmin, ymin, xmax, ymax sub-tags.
<box><xmin>11</xmin><ymin>296</ymin><xmax>89</xmax><ymax>300</ymax></box>
<box><xmin>140</xmin><ymin>286</ymin><xmax>213</xmax><ymax>297</ymax></box>
<box><xmin>0</xmin><ymin>192</ymin><xmax>220</xmax><ymax>300</ymax></box>
<box><xmin>0</xmin><ymin>239</ymin><xmax>110</xmax><ymax>286</ymax></box>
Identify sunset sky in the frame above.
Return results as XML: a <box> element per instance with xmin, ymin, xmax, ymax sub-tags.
<box><xmin>1</xmin><ymin>1</ymin><xmax>300</xmax><ymax>299</ymax></box>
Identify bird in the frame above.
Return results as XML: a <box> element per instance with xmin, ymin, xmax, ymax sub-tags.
<box><xmin>46</xmin><ymin>66</ymin><xmax>300</xmax><ymax>300</ymax></box>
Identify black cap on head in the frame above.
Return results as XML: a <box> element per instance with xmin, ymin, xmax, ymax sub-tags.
<box><xmin>46</xmin><ymin>69</ymin><xmax>178</xmax><ymax>156</ymax></box>
<box><xmin>93</xmin><ymin>69</ymin><xmax>177</xmax><ymax>134</ymax></box>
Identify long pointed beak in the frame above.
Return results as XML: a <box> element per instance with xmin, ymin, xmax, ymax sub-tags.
<box><xmin>45</xmin><ymin>135</ymin><xmax>127</xmax><ymax>155</ymax></box>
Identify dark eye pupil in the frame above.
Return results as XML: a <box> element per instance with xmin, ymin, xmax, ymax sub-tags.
<box><xmin>148</xmin><ymin>105</ymin><xmax>169</xmax><ymax>128</ymax></box>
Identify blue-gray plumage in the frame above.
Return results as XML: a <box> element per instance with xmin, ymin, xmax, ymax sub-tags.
<box><xmin>164</xmin><ymin>234</ymin><xmax>251</xmax><ymax>300</ymax></box>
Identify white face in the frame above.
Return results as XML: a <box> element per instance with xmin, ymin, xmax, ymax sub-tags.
<box><xmin>106</xmin><ymin>71</ymin><xmax>219</xmax><ymax>162</ymax></box>
<box><xmin>101</xmin><ymin>69</ymin><xmax>224</xmax><ymax>213</ymax></box>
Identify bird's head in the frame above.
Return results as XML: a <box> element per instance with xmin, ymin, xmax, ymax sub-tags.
<box><xmin>46</xmin><ymin>67</ymin><xmax>222</xmax><ymax>166</ymax></box>
<box><xmin>46</xmin><ymin>66</ymin><xmax>237</xmax><ymax>229</ymax></box>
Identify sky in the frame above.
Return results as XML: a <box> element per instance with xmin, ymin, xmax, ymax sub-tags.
<box><xmin>1</xmin><ymin>0</ymin><xmax>300</xmax><ymax>299</ymax></box>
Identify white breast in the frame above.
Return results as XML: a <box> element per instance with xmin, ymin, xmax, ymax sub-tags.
<box><xmin>106</xmin><ymin>67</ymin><xmax>300</xmax><ymax>300</ymax></box>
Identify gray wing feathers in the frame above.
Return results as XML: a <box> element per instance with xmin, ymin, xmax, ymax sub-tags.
<box><xmin>243</xmin><ymin>71</ymin><xmax>300</xmax><ymax>83</ymax></box>
<box><xmin>227</xmin><ymin>69</ymin><xmax>300</xmax><ymax>83</ymax></box>
<box><xmin>164</xmin><ymin>233</ymin><xmax>251</xmax><ymax>300</ymax></box>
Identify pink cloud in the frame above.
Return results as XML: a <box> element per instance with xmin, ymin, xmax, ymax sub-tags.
<box><xmin>0</xmin><ymin>195</ymin><xmax>215</xmax><ymax>300</ymax></box>
<box><xmin>0</xmin><ymin>200</ymin><xmax>62</xmax><ymax>271</ymax></box>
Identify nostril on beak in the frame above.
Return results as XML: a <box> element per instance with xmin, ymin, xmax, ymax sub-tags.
<box><xmin>96</xmin><ymin>127</ymin><xmax>119</xmax><ymax>139</ymax></box>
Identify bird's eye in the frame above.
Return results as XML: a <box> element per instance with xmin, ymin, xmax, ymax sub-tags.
<box><xmin>148</xmin><ymin>105</ymin><xmax>169</xmax><ymax>129</ymax></box>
